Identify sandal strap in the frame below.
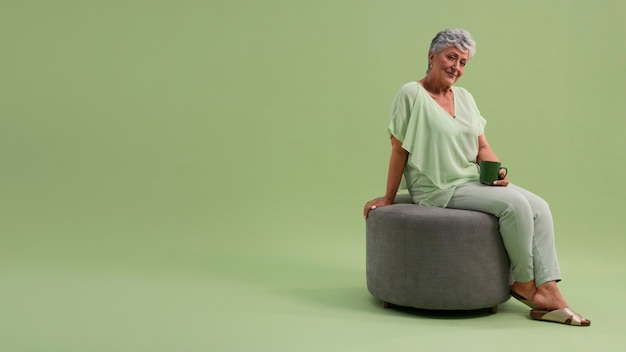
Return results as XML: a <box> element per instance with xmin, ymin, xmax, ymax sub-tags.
<box><xmin>543</xmin><ymin>308</ymin><xmax>585</xmax><ymax>326</ymax></box>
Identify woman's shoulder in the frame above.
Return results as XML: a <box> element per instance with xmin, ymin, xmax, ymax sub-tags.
<box><xmin>452</xmin><ymin>85</ymin><xmax>476</xmax><ymax>101</ymax></box>
<box><xmin>395</xmin><ymin>81</ymin><xmax>419</xmax><ymax>98</ymax></box>
<box><xmin>452</xmin><ymin>85</ymin><xmax>470</xmax><ymax>94</ymax></box>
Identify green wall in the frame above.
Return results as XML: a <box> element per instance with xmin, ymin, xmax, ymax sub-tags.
<box><xmin>2</xmin><ymin>0</ymin><xmax>624</xmax><ymax>350</ymax></box>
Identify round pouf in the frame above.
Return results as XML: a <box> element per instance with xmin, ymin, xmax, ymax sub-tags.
<box><xmin>366</xmin><ymin>194</ymin><xmax>511</xmax><ymax>312</ymax></box>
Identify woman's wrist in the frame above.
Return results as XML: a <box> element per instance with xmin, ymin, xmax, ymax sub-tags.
<box><xmin>382</xmin><ymin>195</ymin><xmax>395</xmax><ymax>204</ymax></box>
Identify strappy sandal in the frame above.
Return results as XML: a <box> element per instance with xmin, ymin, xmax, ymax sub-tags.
<box><xmin>530</xmin><ymin>308</ymin><xmax>591</xmax><ymax>326</ymax></box>
<box><xmin>510</xmin><ymin>288</ymin><xmax>539</xmax><ymax>309</ymax></box>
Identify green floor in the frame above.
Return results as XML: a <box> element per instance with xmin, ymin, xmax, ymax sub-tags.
<box><xmin>3</xmin><ymin>213</ymin><xmax>624</xmax><ymax>351</ymax></box>
<box><xmin>2</xmin><ymin>0</ymin><xmax>625</xmax><ymax>350</ymax></box>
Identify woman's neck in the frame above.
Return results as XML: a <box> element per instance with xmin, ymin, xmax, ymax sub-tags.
<box><xmin>419</xmin><ymin>76</ymin><xmax>452</xmax><ymax>97</ymax></box>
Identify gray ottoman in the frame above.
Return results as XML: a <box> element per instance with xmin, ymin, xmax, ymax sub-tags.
<box><xmin>366</xmin><ymin>194</ymin><xmax>511</xmax><ymax>312</ymax></box>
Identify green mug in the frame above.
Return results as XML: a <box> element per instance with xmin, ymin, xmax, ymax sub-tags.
<box><xmin>479</xmin><ymin>160</ymin><xmax>508</xmax><ymax>185</ymax></box>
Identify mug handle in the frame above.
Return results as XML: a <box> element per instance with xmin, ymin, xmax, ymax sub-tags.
<box><xmin>498</xmin><ymin>167</ymin><xmax>508</xmax><ymax>179</ymax></box>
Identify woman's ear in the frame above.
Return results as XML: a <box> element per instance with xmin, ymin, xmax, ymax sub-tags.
<box><xmin>428</xmin><ymin>51</ymin><xmax>435</xmax><ymax>67</ymax></box>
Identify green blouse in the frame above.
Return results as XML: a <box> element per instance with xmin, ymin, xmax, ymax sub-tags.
<box><xmin>388</xmin><ymin>81</ymin><xmax>487</xmax><ymax>207</ymax></box>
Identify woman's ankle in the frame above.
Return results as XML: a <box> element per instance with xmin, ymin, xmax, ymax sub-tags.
<box><xmin>512</xmin><ymin>280</ymin><xmax>536</xmax><ymax>299</ymax></box>
<box><xmin>534</xmin><ymin>281</ymin><xmax>568</xmax><ymax>309</ymax></box>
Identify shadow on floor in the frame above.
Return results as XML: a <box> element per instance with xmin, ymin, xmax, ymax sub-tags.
<box><xmin>279</xmin><ymin>286</ymin><xmax>519</xmax><ymax>320</ymax></box>
<box><xmin>381</xmin><ymin>301</ymin><xmax>495</xmax><ymax>320</ymax></box>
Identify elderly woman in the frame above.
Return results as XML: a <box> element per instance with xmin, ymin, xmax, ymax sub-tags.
<box><xmin>364</xmin><ymin>29</ymin><xmax>589</xmax><ymax>326</ymax></box>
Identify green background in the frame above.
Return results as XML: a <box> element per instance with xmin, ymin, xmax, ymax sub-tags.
<box><xmin>2</xmin><ymin>0</ymin><xmax>624</xmax><ymax>351</ymax></box>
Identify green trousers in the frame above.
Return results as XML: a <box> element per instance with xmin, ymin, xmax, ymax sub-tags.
<box><xmin>446</xmin><ymin>182</ymin><xmax>561</xmax><ymax>286</ymax></box>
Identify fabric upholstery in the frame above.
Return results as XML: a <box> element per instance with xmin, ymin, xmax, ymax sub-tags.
<box><xmin>366</xmin><ymin>193</ymin><xmax>511</xmax><ymax>310</ymax></box>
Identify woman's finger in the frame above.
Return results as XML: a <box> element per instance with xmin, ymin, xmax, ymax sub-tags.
<box><xmin>492</xmin><ymin>179</ymin><xmax>509</xmax><ymax>187</ymax></box>
<box><xmin>364</xmin><ymin>202</ymin><xmax>381</xmax><ymax>218</ymax></box>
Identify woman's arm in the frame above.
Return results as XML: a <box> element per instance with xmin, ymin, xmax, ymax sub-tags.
<box><xmin>364</xmin><ymin>136</ymin><xmax>408</xmax><ymax>218</ymax></box>
<box><xmin>476</xmin><ymin>133</ymin><xmax>509</xmax><ymax>186</ymax></box>
<box><xmin>476</xmin><ymin>133</ymin><xmax>498</xmax><ymax>163</ymax></box>
<box><xmin>383</xmin><ymin>136</ymin><xmax>409</xmax><ymax>202</ymax></box>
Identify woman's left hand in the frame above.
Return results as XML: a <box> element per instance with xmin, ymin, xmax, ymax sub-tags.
<box><xmin>492</xmin><ymin>170</ymin><xmax>509</xmax><ymax>187</ymax></box>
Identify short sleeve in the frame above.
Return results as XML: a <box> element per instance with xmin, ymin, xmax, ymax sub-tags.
<box><xmin>455</xmin><ymin>87</ymin><xmax>487</xmax><ymax>137</ymax></box>
<box><xmin>455</xmin><ymin>86</ymin><xmax>487</xmax><ymax>136</ymax></box>
<box><xmin>388</xmin><ymin>82</ymin><xmax>418</xmax><ymax>142</ymax></box>
<box><xmin>478</xmin><ymin>114</ymin><xmax>487</xmax><ymax>135</ymax></box>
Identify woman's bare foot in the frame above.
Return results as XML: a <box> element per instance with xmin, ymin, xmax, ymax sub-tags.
<box><xmin>532</xmin><ymin>281</ymin><xmax>567</xmax><ymax>310</ymax></box>
<box><xmin>531</xmin><ymin>281</ymin><xmax>590</xmax><ymax>325</ymax></box>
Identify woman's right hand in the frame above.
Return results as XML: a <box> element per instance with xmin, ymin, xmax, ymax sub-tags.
<box><xmin>363</xmin><ymin>197</ymin><xmax>392</xmax><ymax>219</ymax></box>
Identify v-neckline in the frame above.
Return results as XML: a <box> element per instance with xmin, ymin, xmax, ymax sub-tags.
<box><xmin>416</xmin><ymin>81</ymin><xmax>456</xmax><ymax>119</ymax></box>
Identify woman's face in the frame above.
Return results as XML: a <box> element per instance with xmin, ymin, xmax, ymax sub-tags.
<box><xmin>429</xmin><ymin>46</ymin><xmax>469</xmax><ymax>85</ymax></box>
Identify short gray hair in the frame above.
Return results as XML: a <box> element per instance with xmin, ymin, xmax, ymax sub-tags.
<box><xmin>427</xmin><ymin>29</ymin><xmax>476</xmax><ymax>72</ymax></box>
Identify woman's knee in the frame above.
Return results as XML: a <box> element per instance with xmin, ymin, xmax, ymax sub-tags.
<box><xmin>510</xmin><ymin>184</ymin><xmax>551</xmax><ymax>212</ymax></box>
<box><xmin>496</xmin><ymin>189</ymin><xmax>534</xmax><ymax>218</ymax></box>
